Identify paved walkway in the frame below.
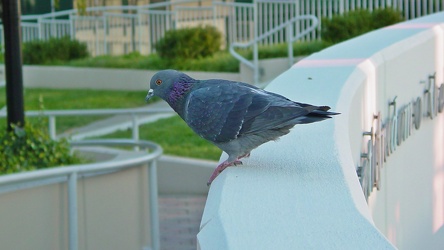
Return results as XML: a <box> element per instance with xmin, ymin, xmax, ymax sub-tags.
<box><xmin>159</xmin><ymin>195</ymin><xmax>207</xmax><ymax>250</ymax></box>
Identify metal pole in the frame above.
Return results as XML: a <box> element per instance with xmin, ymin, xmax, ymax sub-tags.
<box><xmin>50</xmin><ymin>0</ymin><xmax>56</xmax><ymax>38</ymax></box>
<box><xmin>95</xmin><ymin>17</ymin><xmax>99</xmax><ymax>56</ymax></box>
<box><xmin>287</xmin><ymin>24</ymin><xmax>294</xmax><ymax>67</ymax></box>
<box><xmin>137</xmin><ymin>11</ymin><xmax>142</xmax><ymax>53</ymax></box>
<box><xmin>70</xmin><ymin>14</ymin><xmax>75</xmax><ymax>39</ymax></box>
<box><xmin>68</xmin><ymin>172</ymin><xmax>78</xmax><ymax>250</ymax></box>
<box><xmin>132</xmin><ymin>114</ymin><xmax>139</xmax><ymax>151</ymax></box>
<box><xmin>149</xmin><ymin>161</ymin><xmax>160</xmax><ymax>250</ymax></box>
<box><xmin>253</xmin><ymin>0</ymin><xmax>259</xmax><ymax>84</ymax></box>
<box><xmin>2</xmin><ymin>0</ymin><xmax>25</xmax><ymax>130</ymax></box>
<box><xmin>339</xmin><ymin>0</ymin><xmax>345</xmax><ymax>14</ymax></box>
<box><xmin>103</xmin><ymin>15</ymin><xmax>108</xmax><ymax>55</ymax></box>
<box><xmin>49</xmin><ymin>116</ymin><xmax>57</xmax><ymax>139</ymax></box>
<box><xmin>212</xmin><ymin>2</ymin><xmax>216</xmax><ymax>27</ymax></box>
<box><xmin>38</xmin><ymin>17</ymin><xmax>43</xmax><ymax>39</ymax></box>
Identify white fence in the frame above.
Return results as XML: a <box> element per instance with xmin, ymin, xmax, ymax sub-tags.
<box><xmin>2</xmin><ymin>0</ymin><xmax>443</xmax><ymax>56</ymax></box>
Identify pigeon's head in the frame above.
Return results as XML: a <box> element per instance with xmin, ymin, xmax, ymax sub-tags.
<box><xmin>146</xmin><ymin>70</ymin><xmax>195</xmax><ymax>104</ymax></box>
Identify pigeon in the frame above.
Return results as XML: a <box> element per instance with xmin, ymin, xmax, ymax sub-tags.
<box><xmin>146</xmin><ymin>69</ymin><xmax>339</xmax><ymax>185</ymax></box>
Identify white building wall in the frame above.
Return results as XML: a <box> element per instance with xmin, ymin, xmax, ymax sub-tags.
<box><xmin>198</xmin><ymin>12</ymin><xmax>444</xmax><ymax>250</ymax></box>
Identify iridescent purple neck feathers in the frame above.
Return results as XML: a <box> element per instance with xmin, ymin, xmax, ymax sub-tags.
<box><xmin>168</xmin><ymin>75</ymin><xmax>195</xmax><ymax>110</ymax></box>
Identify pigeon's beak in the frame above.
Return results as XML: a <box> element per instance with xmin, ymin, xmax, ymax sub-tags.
<box><xmin>145</xmin><ymin>89</ymin><xmax>154</xmax><ymax>102</ymax></box>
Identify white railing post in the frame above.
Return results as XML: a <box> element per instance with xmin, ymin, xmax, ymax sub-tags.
<box><xmin>103</xmin><ymin>14</ymin><xmax>108</xmax><ymax>55</ymax></box>
<box><xmin>174</xmin><ymin>9</ymin><xmax>179</xmax><ymax>29</ymax></box>
<box><xmin>68</xmin><ymin>172</ymin><xmax>78</xmax><ymax>250</ymax></box>
<box><xmin>253</xmin><ymin>0</ymin><xmax>259</xmax><ymax>84</ymax></box>
<box><xmin>131</xmin><ymin>114</ymin><xmax>140</xmax><ymax>151</ymax></box>
<box><xmin>287</xmin><ymin>23</ymin><xmax>294</xmax><ymax>67</ymax></box>
<box><xmin>38</xmin><ymin>17</ymin><xmax>43</xmax><ymax>39</ymax></box>
<box><xmin>50</xmin><ymin>19</ymin><xmax>55</xmax><ymax>38</ymax></box>
<box><xmin>94</xmin><ymin>17</ymin><xmax>99</xmax><ymax>56</ymax></box>
<box><xmin>339</xmin><ymin>0</ymin><xmax>345</xmax><ymax>14</ymax></box>
<box><xmin>137</xmin><ymin>10</ymin><xmax>142</xmax><ymax>53</ymax></box>
<box><xmin>212</xmin><ymin>4</ymin><xmax>217</xmax><ymax>27</ymax></box>
<box><xmin>49</xmin><ymin>116</ymin><xmax>56</xmax><ymax>139</ymax></box>
<box><xmin>149</xmin><ymin>160</ymin><xmax>160</xmax><ymax>250</ymax></box>
<box><xmin>70</xmin><ymin>14</ymin><xmax>75</xmax><ymax>39</ymax></box>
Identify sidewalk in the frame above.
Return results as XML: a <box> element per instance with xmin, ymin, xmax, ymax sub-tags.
<box><xmin>159</xmin><ymin>195</ymin><xmax>207</xmax><ymax>250</ymax></box>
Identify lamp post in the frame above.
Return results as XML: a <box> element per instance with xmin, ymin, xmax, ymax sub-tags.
<box><xmin>2</xmin><ymin>0</ymin><xmax>25</xmax><ymax>130</ymax></box>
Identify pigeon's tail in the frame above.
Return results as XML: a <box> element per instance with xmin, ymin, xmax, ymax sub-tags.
<box><xmin>310</xmin><ymin>106</ymin><xmax>340</xmax><ymax>116</ymax></box>
<box><xmin>299</xmin><ymin>106</ymin><xmax>340</xmax><ymax>124</ymax></box>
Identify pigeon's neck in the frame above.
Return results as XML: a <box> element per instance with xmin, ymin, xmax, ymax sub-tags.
<box><xmin>167</xmin><ymin>76</ymin><xmax>195</xmax><ymax>115</ymax></box>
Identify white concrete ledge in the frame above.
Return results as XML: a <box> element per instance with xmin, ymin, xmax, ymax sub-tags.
<box><xmin>198</xmin><ymin>12</ymin><xmax>444</xmax><ymax>249</ymax></box>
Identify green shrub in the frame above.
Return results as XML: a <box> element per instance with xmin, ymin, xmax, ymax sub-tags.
<box><xmin>371</xmin><ymin>8</ymin><xmax>405</xmax><ymax>29</ymax></box>
<box><xmin>22</xmin><ymin>36</ymin><xmax>89</xmax><ymax>64</ymax></box>
<box><xmin>169</xmin><ymin>51</ymin><xmax>240</xmax><ymax>72</ymax></box>
<box><xmin>0</xmin><ymin>123</ymin><xmax>83</xmax><ymax>175</ymax></box>
<box><xmin>321</xmin><ymin>8</ymin><xmax>404</xmax><ymax>44</ymax></box>
<box><xmin>155</xmin><ymin>25</ymin><xmax>222</xmax><ymax>60</ymax></box>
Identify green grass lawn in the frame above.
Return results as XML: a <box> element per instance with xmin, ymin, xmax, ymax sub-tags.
<box><xmin>97</xmin><ymin>115</ymin><xmax>222</xmax><ymax>161</ymax></box>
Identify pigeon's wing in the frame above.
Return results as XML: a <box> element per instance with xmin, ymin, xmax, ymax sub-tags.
<box><xmin>185</xmin><ymin>83</ymin><xmax>271</xmax><ymax>143</ymax></box>
<box><xmin>185</xmin><ymin>82</ymin><xmax>316</xmax><ymax>142</ymax></box>
<box><xmin>239</xmin><ymin>96</ymin><xmax>315</xmax><ymax>135</ymax></box>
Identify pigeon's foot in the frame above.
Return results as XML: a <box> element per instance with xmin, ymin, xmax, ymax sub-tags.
<box><xmin>239</xmin><ymin>152</ymin><xmax>251</xmax><ymax>159</ymax></box>
<box><xmin>207</xmin><ymin>160</ymin><xmax>243</xmax><ymax>186</ymax></box>
<box><xmin>233</xmin><ymin>160</ymin><xmax>243</xmax><ymax>166</ymax></box>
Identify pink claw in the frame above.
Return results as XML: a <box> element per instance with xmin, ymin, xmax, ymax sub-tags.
<box><xmin>239</xmin><ymin>152</ymin><xmax>251</xmax><ymax>159</ymax></box>
<box><xmin>207</xmin><ymin>160</ymin><xmax>242</xmax><ymax>186</ymax></box>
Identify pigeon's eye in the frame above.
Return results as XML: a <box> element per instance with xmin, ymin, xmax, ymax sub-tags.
<box><xmin>155</xmin><ymin>79</ymin><xmax>162</xmax><ymax>86</ymax></box>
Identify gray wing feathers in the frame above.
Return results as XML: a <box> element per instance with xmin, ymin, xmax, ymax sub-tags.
<box><xmin>240</xmin><ymin>105</ymin><xmax>311</xmax><ymax>134</ymax></box>
<box><xmin>186</xmin><ymin>83</ymin><xmax>318</xmax><ymax>143</ymax></box>
<box><xmin>186</xmin><ymin>85</ymin><xmax>251</xmax><ymax>142</ymax></box>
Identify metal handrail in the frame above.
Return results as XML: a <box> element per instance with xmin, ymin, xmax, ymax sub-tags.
<box><xmin>0</xmin><ymin>139</ymin><xmax>163</xmax><ymax>250</ymax></box>
<box><xmin>21</xmin><ymin>9</ymin><xmax>77</xmax><ymax>21</ymax></box>
<box><xmin>16</xmin><ymin>0</ymin><xmax>202</xmax><ymax>22</ymax></box>
<box><xmin>229</xmin><ymin>14</ymin><xmax>319</xmax><ymax>84</ymax></box>
<box><xmin>0</xmin><ymin>139</ymin><xmax>162</xmax><ymax>185</ymax></box>
<box><xmin>0</xmin><ymin>107</ymin><xmax>175</xmax><ymax>140</ymax></box>
<box><xmin>24</xmin><ymin>108</ymin><xmax>173</xmax><ymax>117</ymax></box>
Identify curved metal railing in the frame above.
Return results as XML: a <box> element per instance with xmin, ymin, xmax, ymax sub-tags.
<box><xmin>229</xmin><ymin>14</ymin><xmax>319</xmax><ymax>85</ymax></box>
<box><xmin>1</xmin><ymin>107</ymin><xmax>175</xmax><ymax>140</ymax></box>
<box><xmin>0</xmin><ymin>139</ymin><xmax>163</xmax><ymax>250</ymax></box>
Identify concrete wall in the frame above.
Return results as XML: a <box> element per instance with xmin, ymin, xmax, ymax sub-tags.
<box><xmin>157</xmin><ymin>155</ymin><xmax>215</xmax><ymax>195</ymax></box>
<box><xmin>0</xmin><ymin>166</ymin><xmax>151</xmax><ymax>250</ymax></box>
<box><xmin>17</xmin><ymin>66</ymin><xmax>241</xmax><ymax>90</ymax></box>
<box><xmin>0</xmin><ymin>58</ymin><xmax>294</xmax><ymax>90</ymax></box>
<box><xmin>198</xmin><ymin>13</ymin><xmax>444</xmax><ymax>249</ymax></box>
<box><xmin>239</xmin><ymin>56</ymin><xmax>305</xmax><ymax>85</ymax></box>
